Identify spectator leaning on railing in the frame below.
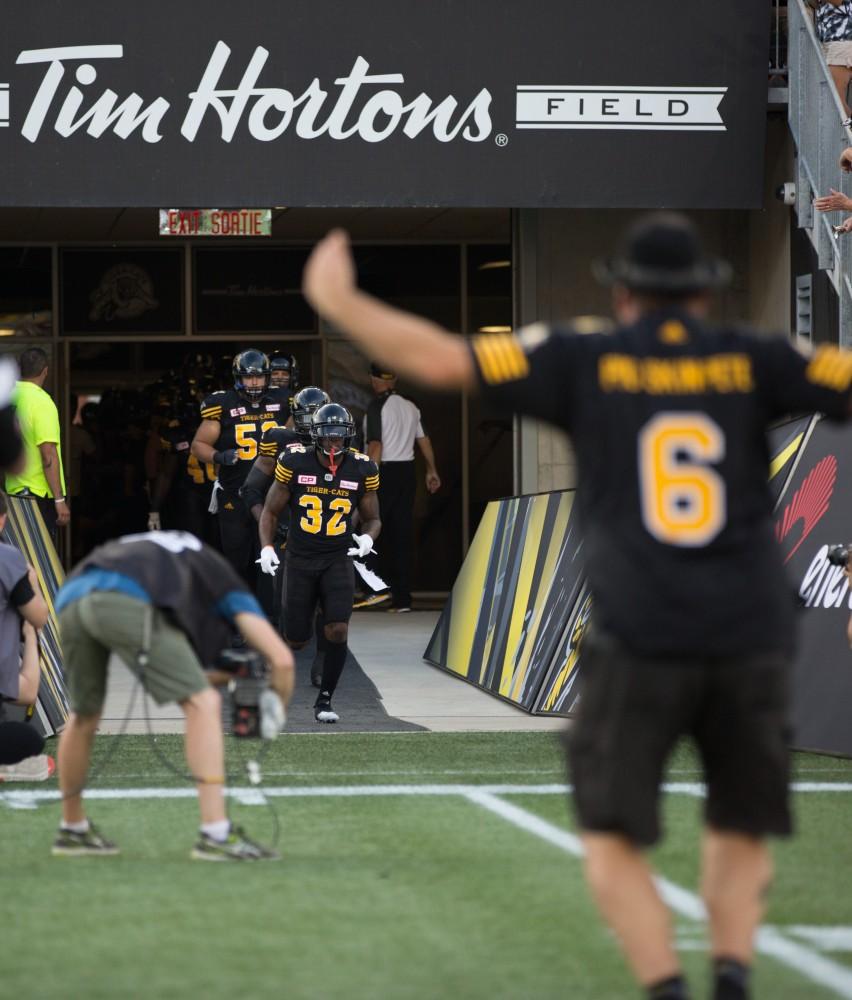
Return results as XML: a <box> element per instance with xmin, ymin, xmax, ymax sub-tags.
<box><xmin>810</xmin><ymin>0</ymin><xmax>852</xmax><ymax>122</ymax></box>
<box><xmin>814</xmin><ymin>185</ymin><xmax>852</xmax><ymax>232</ymax></box>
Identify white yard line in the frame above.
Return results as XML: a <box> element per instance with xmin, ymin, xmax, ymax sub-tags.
<box><xmin>464</xmin><ymin>789</ymin><xmax>852</xmax><ymax>1000</ymax></box>
<box><xmin>3</xmin><ymin>780</ymin><xmax>852</xmax><ymax>806</ymax></box>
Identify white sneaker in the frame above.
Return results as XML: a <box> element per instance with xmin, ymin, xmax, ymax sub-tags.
<box><xmin>0</xmin><ymin>754</ymin><xmax>55</xmax><ymax>782</ymax></box>
<box><xmin>259</xmin><ymin>689</ymin><xmax>286</xmax><ymax>741</ymax></box>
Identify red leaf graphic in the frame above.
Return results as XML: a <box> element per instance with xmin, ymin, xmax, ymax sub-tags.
<box><xmin>775</xmin><ymin>455</ymin><xmax>837</xmax><ymax>564</ymax></box>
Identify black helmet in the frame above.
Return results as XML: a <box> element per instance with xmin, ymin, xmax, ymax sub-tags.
<box><xmin>292</xmin><ymin>386</ymin><xmax>331</xmax><ymax>442</ymax></box>
<box><xmin>269</xmin><ymin>351</ymin><xmax>300</xmax><ymax>391</ymax></box>
<box><xmin>232</xmin><ymin>348</ymin><xmax>270</xmax><ymax>402</ymax></box>
<box><xmin>311</xmin><ymin>402</ymin><xmax>355</xmax><ymax>457</ymax></box>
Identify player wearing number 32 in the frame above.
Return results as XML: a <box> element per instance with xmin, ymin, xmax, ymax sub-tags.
<box><xmin>191</xmin><ymin>349</ymin><xmax>290</xmax><ymax>590</ymax></box>
<box><xmin>301</xmin><ymin>215</ymin><xmax>852</xmax><ymax>1000</ymax></box>
<box><xmin>259</xmin><ymin>403</ymin><xmax>380</xmax><ymax>724</ymax></box>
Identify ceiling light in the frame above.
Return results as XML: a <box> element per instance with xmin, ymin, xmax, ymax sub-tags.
<box><xmin>0</xmin><ymin>329</ymin><xmax>16</xmax><ymax>337</ymax></box>
<box><xmin>478</xmin><ymin>325</ymin><xmax>513</xmax><ymax>333</ymax></box>
<box><xmin>478</xmin><ymin>260</ymin><xmax>511</xmax><ymax>271</ymax></box>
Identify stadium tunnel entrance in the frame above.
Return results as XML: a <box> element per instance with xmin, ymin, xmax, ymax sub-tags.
<box><xmin>0</xmin><ymin>207</ymin><xmax>515</xmax><ymax>596</ymax></box>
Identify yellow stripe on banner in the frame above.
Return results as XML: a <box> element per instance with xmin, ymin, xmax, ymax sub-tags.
<box><xmin>769</xmin><ymin>433</ymin><xmax>804</xmax><ymax>481</ymax></box>
<box><xmin>479</xmin><ymin>498</ymin><xmax>520</xmax><ymax>685</ymax></box>
<box><xmin>503</xmin><ymin>494</ymin><xmax>550</xmax><ymax>700</ymax></box>
<box><xmin>446</xmin><ymin>501</ymin><xmax>500</xmax><ymax>678</ymax></box>
<box><xmin>513</xmin><ymin>491</ymin><xmax>574</xmax><ymax>696</ymax></box>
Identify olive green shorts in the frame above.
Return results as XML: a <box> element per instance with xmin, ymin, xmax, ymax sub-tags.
<box><xmin>59</xmin><ymin>591</ymin><xmax>209</xmax><ymax>717</ymax></box>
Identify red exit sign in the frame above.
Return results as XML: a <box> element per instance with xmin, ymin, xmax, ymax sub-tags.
<box><xmin>159</xmin><ymin>208</ymin><xmax>272</xmax><ymax>236</ymax></box>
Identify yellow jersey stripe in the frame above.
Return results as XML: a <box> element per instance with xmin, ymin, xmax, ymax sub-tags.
<box><xmin>275</xmin><ymin>466</ymin><xmax>293</xmax><ymax>484</ymax></box>
<box><xmin>201</xmin><ymin>408</ymin><xmax>222</xmax><ymax>420</ymax></box>
<box><xmin>472</xmin><ymin>334</ymin><xmax>529</xmax><ymax>384</ymax></box>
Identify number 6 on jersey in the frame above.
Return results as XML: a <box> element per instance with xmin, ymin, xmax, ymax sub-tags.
<box><xmin>638</xmin><ymin>412</ymin><xmax>726</xmax><ymax>547</ymax></box>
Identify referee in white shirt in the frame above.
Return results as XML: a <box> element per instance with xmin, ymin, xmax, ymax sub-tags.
<box><xmin>363</xmin><ymin>364</ymin><xmax>440</xmax><ymax>612</ymax></box>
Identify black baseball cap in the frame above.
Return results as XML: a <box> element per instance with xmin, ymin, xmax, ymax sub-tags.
<box><xmin>369</xmin><ymin>363</ymin><xmax>396</xmax><ymax>380</ymax></box>
<box><xmin>594</xmin><ymin>213</ymin><xmax>732</xmax><ymax>293</ymax></box>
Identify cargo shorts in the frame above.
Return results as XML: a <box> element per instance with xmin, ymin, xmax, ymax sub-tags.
<box><xmin>59</xmin><ymin>591</ymin><xmax>209</xmax><ymax>716</ymax></box>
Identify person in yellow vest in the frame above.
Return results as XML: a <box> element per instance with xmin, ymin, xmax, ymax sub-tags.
<box><xmin>5</xmin><ymin>348</ymin><xmax>69</xmax><ymax>539</ymax></box>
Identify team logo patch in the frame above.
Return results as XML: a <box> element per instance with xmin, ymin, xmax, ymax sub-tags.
<box><xmin>229</xmin><ymin>407</ymin><xmax>247</xmax><ymax>417</ymax></box>
<box><xmin>340</xmin><ymin>480</ymin><xmax>358</xmax><ymax>489</ymax></box>
<box><xmin>298</xmin><ymin>474</ymin><xmax>317</xmax><ymax>485</ymax></box>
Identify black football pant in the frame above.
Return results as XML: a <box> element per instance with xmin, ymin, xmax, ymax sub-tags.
<box><xmin>216</xmin><ymin>487</ymin><xmax>273</xmax><ymax>615</ymax></box>
<box><xmin>373</xmin><ymin>460</ymin><xmax>415</xmax><ymax>608</ymax></box>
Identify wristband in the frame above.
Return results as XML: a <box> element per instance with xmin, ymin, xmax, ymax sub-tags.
<box><xmin>54</xmin><ymin>496</ymin><xmax>66</xmax><ymax>504</ymax></box>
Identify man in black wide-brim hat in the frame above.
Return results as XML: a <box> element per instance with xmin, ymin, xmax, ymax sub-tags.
<box><xmin>299</xmin><ymin>213</ymin><xmax>852</xmax><ymax>1000</ymax></box>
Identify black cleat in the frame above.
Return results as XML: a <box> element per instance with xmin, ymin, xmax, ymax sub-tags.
<box><xmin>314</xmin><ymin>692</ymin><xmax>339</xmax><ymax>724</ymax></box>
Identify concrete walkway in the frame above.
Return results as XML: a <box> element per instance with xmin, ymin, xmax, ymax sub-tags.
<box><xmin>96</xmin><ymin>610</ymin><xmax>566</xmax><ymax>734</ymax></box>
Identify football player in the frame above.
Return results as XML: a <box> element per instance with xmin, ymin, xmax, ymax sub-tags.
<box><xmin>148</xmin><ymin>392</ymin><xmax>217</xmax><ymax>544</ymax></box>
<box><xmin>191</xmin><ymin>349</ymin><xmax>290</xmax><ymax>588</ymax></box>
<box><xmin>269</xmin><ymin>351</ymin><xmax>299</xmax><ymax>393</ymax></box>
<box><xmin>257</xmin><ymin>403</ymin><xmax>381</xmax><ymax>722</ymax></box>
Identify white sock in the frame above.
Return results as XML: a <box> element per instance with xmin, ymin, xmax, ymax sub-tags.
<box><xmin>200</xmin><ymin>819</ymin><xmax>230</xmax><ymax>842</ymax></box>
<box><xmin>61</xmin><ymin>819</ymin><xmax>90</xmax><ymax>833</ymax></box>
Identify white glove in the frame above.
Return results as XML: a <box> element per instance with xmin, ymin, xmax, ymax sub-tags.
<box><xmin>147</xmin><ymin>511</ymin><xmax>161</xmax><ymax>531</ymax></box>
<box><xmin>256</xmin><ymin>545</ymin><xmax>280</xmax><ymax>576</ymax></box>
<box><xmin>347</xmin><ymin>533</ymin><xmax>374</xmax><ymax>559</ymax></box>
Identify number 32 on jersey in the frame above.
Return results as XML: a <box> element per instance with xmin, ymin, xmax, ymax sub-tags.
<box><xmin>639</xmin><ymin>412</ymin><xmax>726</xmax><ymax>547</ymax></box>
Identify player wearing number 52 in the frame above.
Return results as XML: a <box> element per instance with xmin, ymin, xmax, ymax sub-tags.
<box><xmin>191</xmin><ymin>350</ymin><xmax>291</xmax><ymax>590</ymax></box>
<box><xmin>258</xmin><ymin>403</ymin><xmax>381</xmax><ymax>724</ymax></box>
<box><xmin>302</xmin><ymin>215</ymin><xmax>852</xmax><ymax>1000</ymax></box>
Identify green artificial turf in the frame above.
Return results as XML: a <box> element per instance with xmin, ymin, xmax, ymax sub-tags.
<box><xmin>1</xmin><ymin>733</ymin><xmax>850</xmax><ymax>999</ymax></box>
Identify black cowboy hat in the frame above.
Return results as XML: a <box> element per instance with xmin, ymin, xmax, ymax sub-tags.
<box><xmin>594</xmin><ymin>213</ymin><xmax>732</xmax><ymax>293</ymax></box>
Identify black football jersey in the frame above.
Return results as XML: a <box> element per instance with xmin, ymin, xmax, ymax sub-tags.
<box><xmin>470</xmin><ymin>314</ymin><xmax>852</xmax><ymax>657</ymax></box>
<box><xmin>274</xmin><ymin>444</ymin><xmax>379</xmax><ymax>557</ymax></box>
<box><xmin>200</xmin><ymin>387</ymin><xmax>290</xmax><ymax>489</ymax></box>
<box><xmin>258</xmin><ymin>424</ymin><xmax>301</xmax><ymax>460</ymax></box>
<box><xmin>161</xmin><ymin>419</ymin><xmax>216</xmax><ymax>495</ymax></box>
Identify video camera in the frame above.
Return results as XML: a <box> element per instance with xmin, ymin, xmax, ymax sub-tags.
<box><xmin>215</xmin><ymin>648</ymin><xmax>270</xmax><ymax>739</ymax></box>
<box><xmin>827</xmin><ymin>544</ymin><xmax>852</xmax><ymax>568</ymax></box>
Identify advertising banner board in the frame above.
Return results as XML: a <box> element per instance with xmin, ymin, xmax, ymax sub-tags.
<box><xmin>0</xmin><ymin>0</ymin><xmax>767</xmax><ymax>207</ymax></box>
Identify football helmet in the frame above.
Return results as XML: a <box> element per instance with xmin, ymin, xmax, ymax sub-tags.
<box><xmin>232</xmin><ymin>349</ymin><xmax>270</xmax><ymax>402</ymax></box>
<box><xmin>291</xmin><ymin>386</ymin><xmax>331</xmax><ymax>443</ymax></box>
<box><xmin>269</xmin><ymin>351</ymin><xmax>299</xmax><ymax>391</ymax></box>
<box><xmin>311</xmin><ymin>402</ymin><xmax>355</xmax><ymax>458</ymax></box>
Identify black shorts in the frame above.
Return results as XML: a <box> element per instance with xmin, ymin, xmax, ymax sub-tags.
<box><xmin>566</xmin><ymin>630</ymin><xmax>792</xmax><ymax>847</ymax></box>
<box><xmin>283</xmin><ymin>552</ymin><xmax>354</xmax><ymax>642</ymax></box>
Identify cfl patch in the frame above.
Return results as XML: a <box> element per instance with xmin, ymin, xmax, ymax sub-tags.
<box><xmin>298</xmin><ymin>474</ymin><xmax>317</xmax><ymax>485</ymax></box>
<box><xmin>267</xmin><ymin>403</ymin><xmax>281</xmax><ymax>412</ymax></box>
<box><xmin>176</xmin><ymin>441</ymin><xmax>189</xmax><ymax>451</ymax></box>
<box><xmin>340</xmin><ymin>480</ymin><xmax>358</xmax><ymax>489</ymax></box>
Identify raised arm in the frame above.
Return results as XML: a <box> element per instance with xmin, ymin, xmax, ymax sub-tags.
<box><xmin>303</xmin><ymin>230</ymin><xmax>476</xmax><ymax>391</ymax></box>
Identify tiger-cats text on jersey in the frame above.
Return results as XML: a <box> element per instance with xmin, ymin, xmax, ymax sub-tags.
<box><xmin>200</xmin><ymin>387</ymin><xmax>291</xmax><ymax>490</ymax></box>
<box><xmin>274</xmin><ymin>444</ymin><xmax>379</xmax><ymax>558</ymax></box>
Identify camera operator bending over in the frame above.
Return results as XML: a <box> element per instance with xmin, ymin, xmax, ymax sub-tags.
<box><xmin>53</xmin><ymin>531</ymin><xmax>294</xmax><ymax>861</ymax></box>
<box><xmin>258</xmin><ymin>404</ymin><xmax>380</xmax><ymax>723</ymax></box>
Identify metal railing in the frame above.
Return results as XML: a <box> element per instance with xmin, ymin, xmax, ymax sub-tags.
<box><xmin>770</xmin><ymin>0</ymin><xmax>789</xmax><ymax>84</ymax></box>
<box><xmin>788</xmin><ymin>0</ymin><xmax>852</xmax><ymax>345</ymax></box>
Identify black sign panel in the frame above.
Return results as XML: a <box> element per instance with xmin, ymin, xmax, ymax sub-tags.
<box><xmin>776</xmin><ymin>418</ymin><xmax>852</xmax><ymax>757</ymax></box>
<box><xmin>0</xmin><ymin>1</ymin><xmax>767</xmax><ymax>208</ymax></box>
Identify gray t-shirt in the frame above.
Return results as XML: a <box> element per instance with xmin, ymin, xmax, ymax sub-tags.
<box><xmin>0</xmin><ymin>542</ymin><xmax>27</xmax><ymax>699</ymax></box>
